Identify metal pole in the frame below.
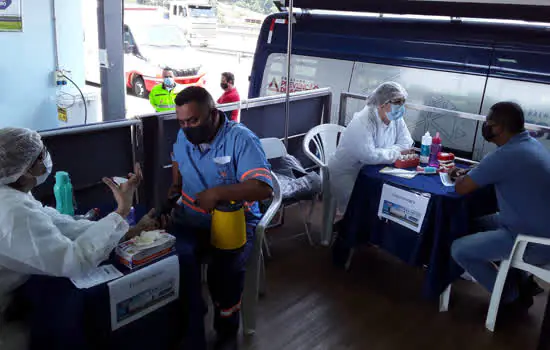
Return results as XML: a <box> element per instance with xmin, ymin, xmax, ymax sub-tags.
<box><xmin>51</xmin><ymin>0</ymin><xmax>59</xmax><ymax>69</ymax></box>
<box><xmin>97</xmin><ymin>0</ymin><xmax>126</xmax><ymax>121</ymax></box>
<box><xmin>284</xmin><ymin>0</ymin><xmax>294</xmax><ymax>147</ymax></box>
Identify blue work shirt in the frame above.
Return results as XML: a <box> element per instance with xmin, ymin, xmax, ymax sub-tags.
<box><xmin>172</xmin><ymin>112</ymin><xmax>272</xmax><ymax>229</ymax></box>
<box><xmin>469</xmin><ymin>131</ymin><xmax>550</xmax><ymax>237</ymax></box>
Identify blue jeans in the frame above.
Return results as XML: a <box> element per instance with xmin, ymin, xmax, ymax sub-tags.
<box><xmin>451</xmin><ymin>214</ymin><xmax>550</xmax><ymax>303</ymax></box>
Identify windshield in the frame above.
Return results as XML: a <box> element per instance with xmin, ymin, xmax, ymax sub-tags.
<box><xmin>131</xmin><ymin>24</ymin><xmax>188</xmax><ymax>47</ymax></box>
<box><xmin>189</xmin><ymin>6</ymin><xmax>216</xmax><ymax>18</ymax></box>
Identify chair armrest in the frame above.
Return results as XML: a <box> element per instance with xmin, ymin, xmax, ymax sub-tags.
<box><xmin>302</xmin><ymin>134</ymin><xmax>327</xmax><ymax>169</ymax></box>
<box><xmin>303</xmin><ymin>146</ymin><xmax>327</xmax><ymax>168</ymax></box>
<box><xmin>256</xmin><ymin>173</ymin><xmax>283</xmax><ymax>236</ymax></box>
<box><xmin>510</xmin><ymin>234</ymin><xmax>550</xmax><ymax>265</ymax></box>
<box><xmin>516</xmin><ymin>234</ymin><xmax>550</xmax><ymax>247</ymax></box>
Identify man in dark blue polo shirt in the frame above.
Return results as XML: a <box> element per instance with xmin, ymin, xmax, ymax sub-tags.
<box><xmin>168</xmin><ymin>87</ymin><xmax>272</xmax><ymax>350</ymax></box>
<box><xmin>451</xmin><ymin>101</ymin><xmax>550</xmax><ymax>310</ymax></box>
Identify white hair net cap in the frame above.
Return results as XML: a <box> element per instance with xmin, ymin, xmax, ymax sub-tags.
<box><xmin>366</xmin><ymin>82</ymin><xmax>408</xmax><ymax>106</ymax></box>
<box><xmin>0</xmin><ymin>128</ymin><xmax>44</xmax><ymax>185</ymax></box>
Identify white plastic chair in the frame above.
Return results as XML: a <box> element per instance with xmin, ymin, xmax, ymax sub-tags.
<box><xmin>242</xmin><ymin>173</ymin><xmax>282</xmax><ymax>335</ymax></box>
<box><xmin>261</xmin><ymin>137</ymin><xmax>288</xmax><ymax>159</ymax></box>
<box><xmin>439</xmin><ymin>234</ymin><xmax>550</xmax><ymax>332</ymax></box>
<box><xmin>485</xmin><ymin>234</ymin><xmax>550</xmax><ymax>332</ymax></box>
<box><xmin>302</xmin><ymin>124</ymin><xmax>346</xmax><ymax>246</ymax></box>
<box><xmin>260</xmin><ymin>138</ymin><xmax>314</xmax><ymax>248</ymax></box>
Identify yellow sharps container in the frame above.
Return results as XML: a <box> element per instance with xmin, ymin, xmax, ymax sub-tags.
<box><xmin>211</xmin><ymin>201</ymin><xmax>247</xmax><ymax>250</ymax></box>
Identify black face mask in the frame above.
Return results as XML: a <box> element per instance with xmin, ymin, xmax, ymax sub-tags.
<box><xmin>482</xmin><ymin>122</ymin><xmax>496</xmax><ymax>142</ymax></box>
<box><xmin>183</xmin><ymin>118</ymin><xmax>215</xmax><ymax>145</ymax></box>
<box><xmin>220</xmin><ymin>83</ymin><xmax>229</xmax><ymax>90</ymax></box>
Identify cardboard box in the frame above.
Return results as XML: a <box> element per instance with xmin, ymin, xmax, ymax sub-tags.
<box><xmin>116</xmin><ymin>231</ymin><xmax>176</xmax><ymax>270</ymax></box>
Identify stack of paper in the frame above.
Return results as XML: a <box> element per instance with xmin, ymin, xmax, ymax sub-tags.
<box><xmin>379</xmin><ymin>167</ymin><xmax>417</xmax><ymax>179</ymax></box>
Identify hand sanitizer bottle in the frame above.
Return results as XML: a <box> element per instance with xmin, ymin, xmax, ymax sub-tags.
<box><xmin>420</xmin><ymin>131</ymin><xmax>432</xmax><ymax>165</ymax></box>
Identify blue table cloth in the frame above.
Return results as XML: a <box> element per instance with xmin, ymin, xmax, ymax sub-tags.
<box><xmin>333</xmin><ymin>164</ymin><xmax>498</xmax><ymax>298</ymax></box>
<box><xmin>19</xmin><ymin>235</ymin><xmax>205</xmax><ymax>350</ymax></box>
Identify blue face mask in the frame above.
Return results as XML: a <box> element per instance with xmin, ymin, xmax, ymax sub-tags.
<box><xmin>387</xmin><ymin>104</ymin><xmax>405</xmax><ymax>121</ymax></box>
<box><xmin>164</xmin><ymin>77</ymin><xmax>175</xmax><ymax>89</ymax></box>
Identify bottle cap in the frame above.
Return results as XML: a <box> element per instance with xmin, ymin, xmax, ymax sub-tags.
<box><xmin>55</xmin><ymin>171</ymin><xmax>70</xmax><ymax>185</ymax></box>
<box><xmin>433</xmin><ymin>132</ymin><xmax>442</xmax><ymax>144</ymax></box>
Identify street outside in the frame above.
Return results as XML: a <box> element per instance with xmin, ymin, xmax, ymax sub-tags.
<box><xmin>124</xmin><ymin>29</ymin><xmax>257</xmax><ymax>117</ymax></box>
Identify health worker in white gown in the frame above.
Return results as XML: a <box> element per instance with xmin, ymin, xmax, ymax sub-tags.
<box><xmin>0</xmin><ymin>128</ymin><xmax>156</xmax><ymax>349</ymax></box>
<box><xmin>328</xmin><ymin>82</ymin><xmax>414</xmax><ymax>214</ymax></box>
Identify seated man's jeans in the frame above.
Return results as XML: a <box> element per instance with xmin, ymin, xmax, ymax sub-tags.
<box><xmin>451</xmin><ymin>214</ymin><xmax>550</xmax><ymax>303</ymax></box>
<box><xmin>170</xmin><ymin>208</ymin><xmax>256</xmax><ymax>341</ymax></box>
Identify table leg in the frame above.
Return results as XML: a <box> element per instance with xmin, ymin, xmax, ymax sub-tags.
<box><xmin>537</xmin><ymin>292</ymin><xmax>550</xmax><ymax>350</ymax></box>
<box><xmin>439</xmin><ymin>285</ymin><xmax>451</xmax><ymax>312</ymax></box>
<box><xmin>321</xmin><ymin>177</ymin><xmax>333</xmax><ymax>246</ymax></box>
<box><xmin>345</xmin><ymin>248</ymin><xmax>355</xmax><ymax>271</ymax></box>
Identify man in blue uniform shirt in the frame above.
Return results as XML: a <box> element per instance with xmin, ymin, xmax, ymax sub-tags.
<box><xmin>451</xmin><ymin>101</ymin><xmax>550</xmax><ymax>311</ymax></box>
<box><xmin>168</xmin><ymin>87</ymin><xmax>272</xmax><ymax>350</ymax></box>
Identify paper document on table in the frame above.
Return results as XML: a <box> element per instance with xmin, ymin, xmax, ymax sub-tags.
<box><xmin>378</xmin><ymin>184</ymin><xmax>431</xmax><ymax>233</ymax></box>
<box><xmin>379</xmin><ymin>167</ymin><xmax>417</xmax><ymax>179</ymax></box>
<box><xmin>71</xmin><ymin>264</ymin><xmax>123</xmax><ymax>289</ymax></box>
<box><xmin>439</xmin><ymin>172</ymin><xmax>455</xmax><ymax>187</ymax></box>
<box><xmin>108</xmin><ymin>255</ymin><xmax>179</xmax><ymax>330</ymax></box>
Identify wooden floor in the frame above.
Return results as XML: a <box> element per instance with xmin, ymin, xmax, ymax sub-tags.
<box><xmin>207</xmin><ymin>203</ymin><xmax>547</xmax><ymax>350</ymax></box>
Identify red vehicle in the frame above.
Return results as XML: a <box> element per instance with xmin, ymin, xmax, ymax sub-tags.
<box><xmin>123</xmin><ymin>7</ymin><xmax>206</xmax><ymax>98</ymax></box>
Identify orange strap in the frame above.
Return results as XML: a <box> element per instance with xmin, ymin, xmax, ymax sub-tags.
<box><xmin>240</xmin><ymin>168</ymin><xmax>271</xmax><ymax>182</ymax></box>
<box><xmin>219</xmin><ymin>301</ymin><xmax>242</xmax><ymax>318</ymax></box>
<box><xmin>181</xmin><ymin>191</ymin><xmax>207</xmax><ymax>214</ymax></box>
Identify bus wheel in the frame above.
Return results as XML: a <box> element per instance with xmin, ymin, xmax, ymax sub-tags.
<box><xmin>132</xmin><ymin>75</ymin><xmax>147</xmax><ymax>98</ymax></box>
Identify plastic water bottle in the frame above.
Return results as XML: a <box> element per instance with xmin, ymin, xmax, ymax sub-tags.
<box><xmin>420</xmin><ymin>131</ymin><xmax>432</xmax><ymax>165</ymax></box>
<box><xmin>429</xmin><ymin>132</ymin><xmax>442</xmax><ymax>167</ymax></box>
<box><xmin>54</xmin><ymin>171</ymin><xmax>75</xmax><ymax>216</ymax></box>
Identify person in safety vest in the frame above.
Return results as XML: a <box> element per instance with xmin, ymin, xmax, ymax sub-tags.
<box><xmin>149</xmin><ymin>68</ymin><xmax>178</xmax><ymax>112</ymax></box>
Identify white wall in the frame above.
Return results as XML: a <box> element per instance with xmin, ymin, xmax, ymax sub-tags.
<box><xmin>0</xmin><ymin>0</ymin><xmax>85</xmax><ymax>131</ymax></box>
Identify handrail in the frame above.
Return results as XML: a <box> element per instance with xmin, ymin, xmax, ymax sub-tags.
<box><xmin>339</xmin><ymin>91</ymin><xmax>550</xmax><ymax>133</ymax></box>
<box><xmin>39</xmin><ymin>119</ymin><xmax>142</xmax><ymax>137</ymax></box>
<box><xmin>138</xmin><ymin>87</ymin><xmax>333</xmax><ymax>120</ymax></box>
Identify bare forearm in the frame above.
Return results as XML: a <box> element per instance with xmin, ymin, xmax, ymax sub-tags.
<box><xmin>454</xmin><ymin>175</ymin><xmax>478</xmax><ymax>195</ymax></box>
<box><xmin>121</xmin><ymin>226</ymin><xmax>140</xmax><ymax>242</ymax></box>
<box><xmin>169</xmin><ymin>160</ymin><xmax>182</xmax><ymax>198</ymax></box>
<box><xmin>215</xmin><ymin>180</ymin><xmax>272</xmax><ymax>203</ymax></box>
<box><xmin>168</xmin><ymin>183</ymin><xmax>182</xmax><ymax>199</ymax></box>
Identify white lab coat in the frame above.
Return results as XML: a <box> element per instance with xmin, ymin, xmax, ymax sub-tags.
<box><xmin>328</xmin><ymin>105</ymin><xmax>414</xmax><ymax>213</ymax></box>
<box><xmin>0</xmin><ymin>185</ymin><xmax>129</xmax><ymax>348</ymax></box>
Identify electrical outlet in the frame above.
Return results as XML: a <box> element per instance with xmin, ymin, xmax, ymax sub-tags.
<box><xmin>54</xmin><ymin>69</ymin><xmax>71</xmax><ymax>86</ymax></box>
